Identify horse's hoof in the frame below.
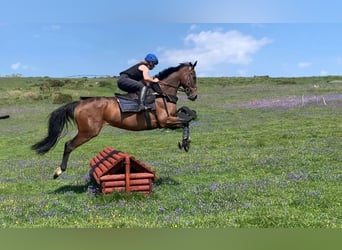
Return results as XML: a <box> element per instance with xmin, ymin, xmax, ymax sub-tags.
<box><xmin>53</xmin><ymin>167</ymin><xmax>63</xmax><ymax>179</ymax></box>
<box><xmin>178</xmin><ymin>140</ymin><xmax>190</xmax><ymax>152</ymax></box>
<box><xmin>184</xmin><ymin>143</ymin><xmax>190</xmax><ymax>152</ymax></box>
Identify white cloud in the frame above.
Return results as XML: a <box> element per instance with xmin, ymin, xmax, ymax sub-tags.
<box><xmin>320</xmin><ymin>70</ymin><xmax>328</xmax><ymax>76</ymax></box>
<box><xmin>11</xmin><ymin>62</ymin><xmax>29</xmax><ymax>71</ymax></box>
<box><xmin>11</xmin><ymin>62</ymin><xmax>21</xmax><ymax>70</ymax></box>
<box><xmin>297</xmin><ymin>62</ymin><xmax>312</xmax><ymax>68</ymax></box>
<box><xmin>160</xmin><ymin>30</ymin><xmax>271</xmax><ymax>72</ymax></box>
<box><xmin>189</xmin><ymin>24</ymin><xmax>199</xmax><ymax>31</ymax></box>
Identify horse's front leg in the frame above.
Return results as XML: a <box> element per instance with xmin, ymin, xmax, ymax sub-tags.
<box><xmin>178</xmin><ymin>124</ymin><xmax>191</xmax><ymax>152</ymax></box>
<box><xmin>175</xmin><ymin>106</ymin><xmax>197</xmax><ymax>152</ymax></box>
<box><xmin>160</xmin><ymin>116</ymin><xmax>192</xmax><ymax>152</ymax></box>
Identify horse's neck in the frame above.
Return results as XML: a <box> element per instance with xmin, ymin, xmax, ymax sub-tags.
<box><xmin>160</xmin><ymin>73</ymin><xmax>180</xmax><ymax>96</ymax></box>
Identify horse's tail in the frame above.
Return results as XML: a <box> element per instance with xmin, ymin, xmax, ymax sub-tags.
<box><xmin>32</xmin><ymin>101</ymin><xmax>79</xmax><ymax>155</ymax></box>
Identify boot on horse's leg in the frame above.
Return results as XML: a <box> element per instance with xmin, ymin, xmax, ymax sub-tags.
<box><xmin>178</xmin><ymin>125</ymin><xmax>191</xmax><ymax>152</ymax></box>
<box><xmin>138</xmin><ymin>86</ymin><xmax>148</xmax><ymax>111</ymax></box>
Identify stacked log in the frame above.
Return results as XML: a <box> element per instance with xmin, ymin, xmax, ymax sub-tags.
<box><xmin>100</xmin><ymin>173</ymin><xmax>155</xmax><ymax>194</ymax></box>
<box><xmin>90</xmin><ymin>147</ymin><xmax>126</xmax><ymax>183</ymax></box>
<box><xmin>89</xmin><ymin>147</ymin><xmax>156</xmax><ymax>195</ymax></box>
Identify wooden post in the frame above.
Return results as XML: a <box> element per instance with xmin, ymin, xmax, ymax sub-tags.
<box><xmin>125</xmin><ymin>154</ymin><xmax>130</xmax><ymax>193</ymax></box>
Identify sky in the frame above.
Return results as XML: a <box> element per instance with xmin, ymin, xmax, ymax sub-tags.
<box><xmin>1</xmin><ymin>0</ymin><xmax>342</xmax><ymax>77</ymax></box>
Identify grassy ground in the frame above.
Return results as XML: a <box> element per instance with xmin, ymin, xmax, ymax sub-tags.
<box><xmin>0</xmin><ymin>76</ymin><xmax>341</xmax><ymax>228</ymax></box>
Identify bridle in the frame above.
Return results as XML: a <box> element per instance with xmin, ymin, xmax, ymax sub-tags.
<box><xmin>183</xmin><ymin>69</ymin><xmax>197</xmax><ymax>96</ymax></box>
<box><xmin>158</xmin><ymin>66</ymin><xmax>197</xmax><ymax>95</ymax></box>
<box><xmin>156</xmin><ymin>63</ymin><xmax>197</xmax><ymax>117</ymax></box>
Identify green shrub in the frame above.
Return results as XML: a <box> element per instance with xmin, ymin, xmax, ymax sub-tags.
<box><xmin>46</xmin><ymin>79</ymin><xmax>65</xmax><ymax>87</ymax></box>
<box><xmin>52</xmin><ymin>92</ymin><xmax>73</xmax><ymax>104</ymax></box>
<box><xmin>98</xmin><ymin>80</ymin><xmax>113</xmax><ymax>87</ymax></box>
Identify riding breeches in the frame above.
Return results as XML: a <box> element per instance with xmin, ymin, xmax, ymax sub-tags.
<box><xmin>117</xmin><ymin>74</ymin><xmax>145</xmax><ymax>93</ymax></box>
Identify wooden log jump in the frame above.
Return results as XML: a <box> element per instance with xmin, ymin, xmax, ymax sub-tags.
<box><xmin>89</xmin><ymin>147</ymin><xmax>156</xmax><ymax>195</ymax></box>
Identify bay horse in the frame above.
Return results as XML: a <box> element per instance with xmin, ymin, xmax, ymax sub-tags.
<box><xmin>32</xmin><ymin>61</ymin><xmax>198</xmax><ymax>179</ymax></box>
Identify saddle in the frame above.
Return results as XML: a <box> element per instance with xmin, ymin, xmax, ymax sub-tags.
<box><xmin>115</xmin><ymin>88</ymin><xmax>156</xmax><ymax>113</ymax></box>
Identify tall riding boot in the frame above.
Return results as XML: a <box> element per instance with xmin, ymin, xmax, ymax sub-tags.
<box><xmin>138</xmin><ymin>86</ymin><xmax>148</xmax><ymax>111</ymax></box>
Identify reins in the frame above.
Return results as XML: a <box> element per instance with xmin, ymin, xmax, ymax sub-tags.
<box><xmin>158</xmin><ymin>80</ymin><xmax>185</xmax><ymax>92</ymax></box>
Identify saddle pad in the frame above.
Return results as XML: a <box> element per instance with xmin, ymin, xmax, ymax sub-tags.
<box><xmin>116</xmin><ymin>96</ymin><xmax>155</xmax><ymax>113</ymax></box>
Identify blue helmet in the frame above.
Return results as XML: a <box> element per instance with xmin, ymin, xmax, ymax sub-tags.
<box><xmin>144</xmin><ymin>53</ymin><xmax>159</xmax><ymax>65</ymax></box>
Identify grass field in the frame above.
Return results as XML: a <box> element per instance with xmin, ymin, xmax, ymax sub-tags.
<box><xmin>0</xmin><ymin>76</ymin><xmax>341</xmax><ymax>228</ymax></box>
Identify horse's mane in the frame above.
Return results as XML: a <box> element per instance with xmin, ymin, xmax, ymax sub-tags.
<box><xmin>155</xmin><ymin>62</ymin><xmax>192</xmax><ymax>80</ymax></box>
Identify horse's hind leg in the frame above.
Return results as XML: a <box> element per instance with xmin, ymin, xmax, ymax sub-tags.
<box><xmin>53</xmin><ymin>131</ymin><xmax>99</xmax><ymax>179</ymax></box>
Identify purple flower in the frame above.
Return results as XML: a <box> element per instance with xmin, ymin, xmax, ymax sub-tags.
<box><xmin>175</xmin><ymin>207</ymin><xmax>183</xmax><ymax>214</ymax></box>
<box><xmin>209</xmin><ymin>183</ymin><xmax>218</xmax><ymax>191</ymax></box>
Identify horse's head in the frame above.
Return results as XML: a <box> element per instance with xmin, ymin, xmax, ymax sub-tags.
<box><xmin>156</xmin><ymin>61</ymin><xmax>198</xmax><ymax>101</ymax></box>
<box><xmin>179</xmin><ymin>61</ymin><xmax>198</xmax><ymax>101</ymax></box>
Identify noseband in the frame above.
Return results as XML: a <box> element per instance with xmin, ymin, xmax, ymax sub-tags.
<box><xmin>183</xmin><ymin>70</ymin><xmax>197</xmax><ymax>95</ymax></box>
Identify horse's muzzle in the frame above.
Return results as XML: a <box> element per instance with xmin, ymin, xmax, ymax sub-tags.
<box><xmin>185</xmin><ymin>87</ymin><xmax>197</xmax><ymax>101</ymax></box>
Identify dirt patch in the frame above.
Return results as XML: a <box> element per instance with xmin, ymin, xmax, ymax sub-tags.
<box><xmin>0</xmin><ymin>106</ymin><xmax>47</xmax><ymax>116</ymax></box>
<box><xmin>235</xmin><ymin>94</ymin><xmax>342</xmax><ymax>109</ymax></box>
<box><xmin>0</xmin><ymin>107</ymin><xmax>32</xmax><ymax>115</ymax></box>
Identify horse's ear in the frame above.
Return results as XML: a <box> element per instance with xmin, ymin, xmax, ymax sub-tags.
<box><xmin>192</xmin><ymin>61</ymin><xmax>197</xmax><ymax>68</ymax></box>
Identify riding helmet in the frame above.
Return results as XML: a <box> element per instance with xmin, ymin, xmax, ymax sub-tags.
<box><xmin>144</xmin><ymin>53</ymin><xmax>159</xmax><ymax>65</ymax></box>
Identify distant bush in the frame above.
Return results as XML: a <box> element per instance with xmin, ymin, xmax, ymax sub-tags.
<box><xmin>63</xmin><ymin>79</ymin><xmax>73</xmax><ymax>85</ymax></box>
<box><xmin>24</xmin><ymin>91</ymin><xmax>43</xmax><ymax>101</ymax></box>
<box><xmin>276</xmin><ymin>79</ymin><xmax>297</xmax><ymax>85</ymax></box>
<box><xmin>46</xmin><ymin>79</ymin><xmax>65</xmax><ymax>87</ymax></box>
<box><xmin>98</xmin><ymin>80</ymin><xmax>113</xmax><ymax>87</ymax></box>
<box><xmin>52</xmin><ymin>92</ymin><xmax>73</xmax><ymax>104</ymax></box>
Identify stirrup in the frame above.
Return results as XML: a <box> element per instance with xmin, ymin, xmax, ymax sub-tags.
<box><xmin>138</xmin><ymin>104</ymin><xmax>150</xmax><ymax>111</ymax></box>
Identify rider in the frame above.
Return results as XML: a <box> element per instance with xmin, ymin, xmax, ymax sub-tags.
<box><xmin>117</xmin><ymin>53</ymin><xmax>160</xmax><ymax>111</ymax></box>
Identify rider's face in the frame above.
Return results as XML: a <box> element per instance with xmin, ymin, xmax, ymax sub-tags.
<box><xmin>148</xmin><ymin>63</ymin><xmax>155</xmax><ymax>70</ymax></box>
